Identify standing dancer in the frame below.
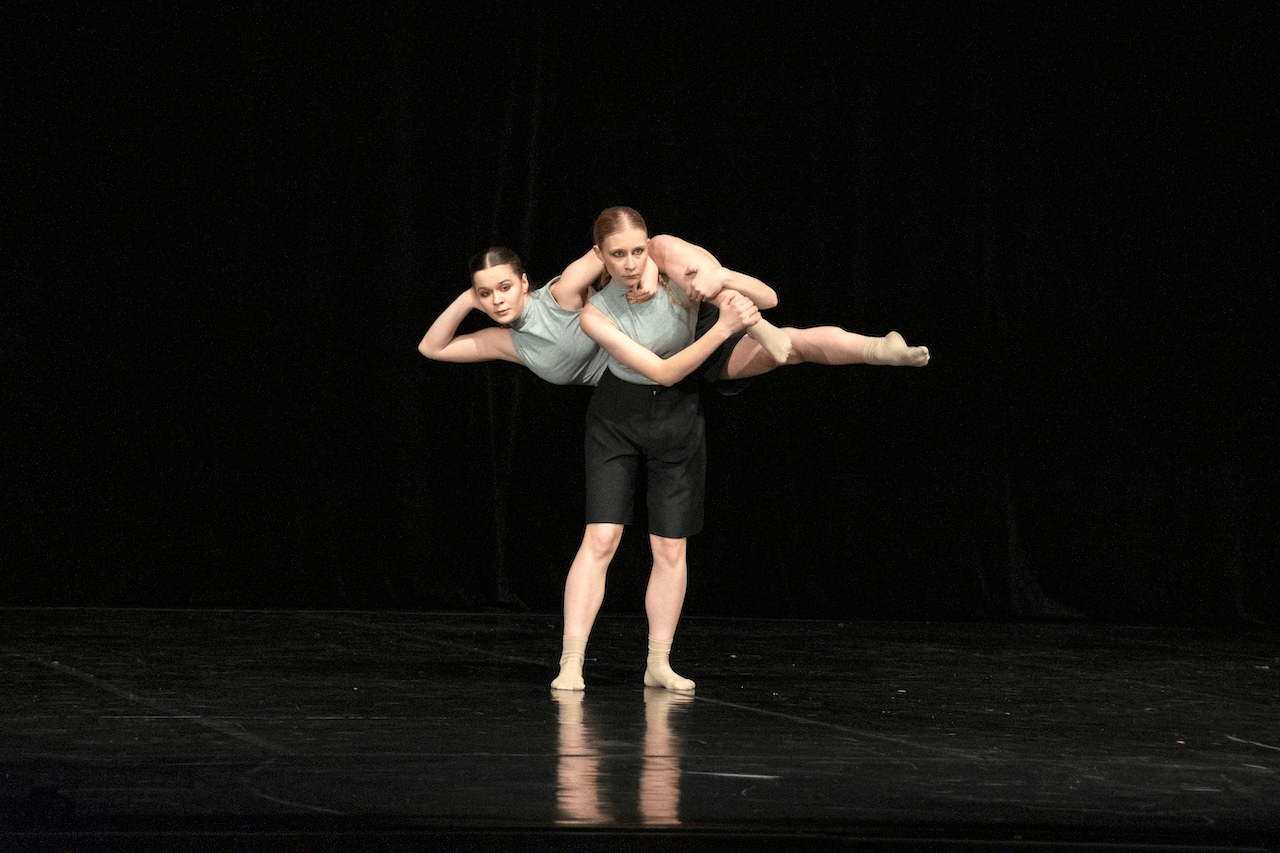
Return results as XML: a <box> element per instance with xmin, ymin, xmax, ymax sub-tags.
<box><xmin>549</xmin><ymin>206</ymin><xmax>709</xmax><ymax>692</ymax></box>
<box><xmin>549</xmin><ymin>208</ymin><xmax>931</xmax><ymax>693</ymax></box>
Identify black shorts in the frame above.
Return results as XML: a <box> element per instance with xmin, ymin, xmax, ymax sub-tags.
<box><xmin>695</xmin><ymin>302</ymin><xmax>752</xmax><ymax>396</ymax></box>
<box><xmin>584</xmin><ymin>369</ymin><xmax>705</xmax><ymax>538</ymax></box>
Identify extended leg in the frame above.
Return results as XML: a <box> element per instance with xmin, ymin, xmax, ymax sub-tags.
<box><xmin>723</xmin><ymin>326</ymin><xmax>930</xmax><ymax>380</ymax></box>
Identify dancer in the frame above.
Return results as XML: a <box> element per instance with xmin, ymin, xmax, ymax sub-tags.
<box><xmin>549</xmin><ymin>206</ymin><xmax>712</xmax><ymax>693</ymax></box>
<box><xmin>549</xmin><ymin>207</ymin><xmax>930</xmax><ymax>692</ymax></box>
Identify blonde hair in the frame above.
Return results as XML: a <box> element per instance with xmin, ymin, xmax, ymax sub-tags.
<box><xmin>590</xmin><ymin>206</ymin><xmax>688</xmax><ymax>306</ymax></box>
<box><xmin>592</xmin><ymin>205</ymin><xmax>646</xmax><ymax>248</ymax></box>
<box><xmin>592</xmin><ymin>206</ymin><xmax>644</xmax><ymax>291</ymax></box>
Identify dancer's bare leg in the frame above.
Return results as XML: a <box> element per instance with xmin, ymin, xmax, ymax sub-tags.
<box><xmin>552</xmin><ymin>522</ymin><xmax>624</xmax><ymax>691</ymax></box>
<box><xmin>723</xmin><ymin>327</ymin><xmax>930</xmax><ymax>380</ymax></box>
<box><xmin>643</xmin><ymin>534</ymin><xmax>695</xmax><ymax>691</ymax></box>
<box><xmin>650</xmin><ymin>236</ymin><xmax>790</xmax><ymax>364</ymax></box>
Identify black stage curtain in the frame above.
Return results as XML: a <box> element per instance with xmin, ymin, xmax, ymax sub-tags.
<box><xmin>6</xmin><ymin>3</ymin><xmax>1274</xmax><ymax>623</ymax></box>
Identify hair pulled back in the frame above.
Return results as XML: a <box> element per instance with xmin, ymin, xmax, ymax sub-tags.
<box><xmin>592</xmin><ymin>206</ymin><xmax>647</xmax><ymax>248</ymax></box>
<box><xmin>468</xmin><ymin>246</ymin><xmax>525</xmax><ymax>281</ymax></box>
<box><xmin>591</xmin><ymin>206</ymin><xmax>670</xmax><ymax>296</ymax></box>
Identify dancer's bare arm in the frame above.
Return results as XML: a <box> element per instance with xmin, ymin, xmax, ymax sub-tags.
<box><xmin>418</xmin><ymin>290</ymin><xmax>520</xmax><ymax>363</ymax></box>
<box><xmin>625</xmin><ymin>256</ymin><xmax>660</xmax><ymax>305</ymax></box>
<box><xmin>548</xmin><ymin>250</ymin><xmax>603</xmax><ymax>312</ymax></box>
<box><xmin>579</xmin><ymin>294</ymin><xmax>759</xmax><ymax>387</ymax></box>
<box><xmin>551</xmin><ymin>250</ymin><xmax>659</xmax><ymax>311</ymax></box>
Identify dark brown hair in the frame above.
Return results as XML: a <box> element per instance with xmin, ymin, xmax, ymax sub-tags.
<box><xmin>467</xmin><ymin>247</ymin><xmax>525</xmax><ymax>282</ymax></box>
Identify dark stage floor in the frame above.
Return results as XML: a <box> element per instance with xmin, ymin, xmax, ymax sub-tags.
<box><xmin>1</xmin><ymin>609</ymin><xmax>1277</xmax><ymax>851</ymax></box>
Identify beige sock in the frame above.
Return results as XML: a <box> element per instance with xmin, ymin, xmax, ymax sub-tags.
<box><xmin>551</xmin><ymin>636</ymin><xmax>587</xmax><ymax>691</ymax></box>
<box><xmin>643</xmin><ymin>637</ymin><xmax>695</xmax><ymax>691</ymax></box>
<box><xmin>747</xmin><ymin>319</ymin><xmax>792</xmax><ymax>364</ymax></box>
<box><xmin>863</xmin><ymin>330</ymin><xmax>930</xmax><ymax>366</ymax></box>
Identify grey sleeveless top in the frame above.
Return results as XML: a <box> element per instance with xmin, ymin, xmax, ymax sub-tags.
<box><xmin>508</xmin><ymin>277</ymin><xmax>610</xmax><ymax>386</ymax></box>
<box><xmin>589</xmin><ymin>279</ymin><xmax>696</xmax><ymax>385</ymax></box>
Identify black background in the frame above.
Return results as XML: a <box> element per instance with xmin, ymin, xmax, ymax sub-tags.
<box><xmin>7</xmin><ymin>2</ymin><xmax>1275</xmax><ymax>623</ymax></box>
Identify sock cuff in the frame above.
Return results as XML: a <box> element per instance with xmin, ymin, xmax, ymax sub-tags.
<box><xmin>647</xmin><ymin>636</ymin><xmax>673</xmax><ymax>654</ymax></box>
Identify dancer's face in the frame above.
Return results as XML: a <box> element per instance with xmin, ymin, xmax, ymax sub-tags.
<box><xmin>594</xmin><ymin>225</ymin><xmax>649</xmax><ymax>289</ymax></box>
<box><xmin>472</xmin><ymin>264</ymin><xmax>530</xmax><ymax>325</ymax></box>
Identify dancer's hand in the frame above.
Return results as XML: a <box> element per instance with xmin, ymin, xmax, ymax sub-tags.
<box><xmin>685</xmin><ymin>265</ymin><xmax>729</xmax><ymax>302</ymax></box>
<box><xmin>625</xmin><ymin>277</ymin><xmax>656</xmax><ymax>304</ymax></box>
<box><xmin>715</xmin><ymin>292</ymin><xmax>760</xmax><ymax>334</ymax></box>
<box><xmin>625</xmin><ymin>260</ymin><xmax>659</xmax><ymax>305</ymax></box>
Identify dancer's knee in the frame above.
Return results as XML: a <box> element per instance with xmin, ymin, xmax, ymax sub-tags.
<box><xmin>648</xmin><ymin>534</ymin><xmax>687</xmax><ymax>571</ymax></box>
<box><xmin>580</xmin><ymin>523</ymin><xmax>623</xmax><ymax>562</ymax></box>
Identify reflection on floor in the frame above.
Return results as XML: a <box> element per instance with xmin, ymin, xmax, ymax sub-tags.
<box><xmin>554</xmin><ymin>687</ymin><xmax>693</xmax><ymax>828</ymax></box>
<box><xmin>1</xmin><ymin>608</ymin><xmax>1277</xmax><ymax>851</ymax></box>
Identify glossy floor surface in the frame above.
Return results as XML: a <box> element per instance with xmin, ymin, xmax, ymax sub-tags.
<box><xmin>1</xmin><ymin>609</ymin><xmax>1277</xmax><ymax>851</ymax></box>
